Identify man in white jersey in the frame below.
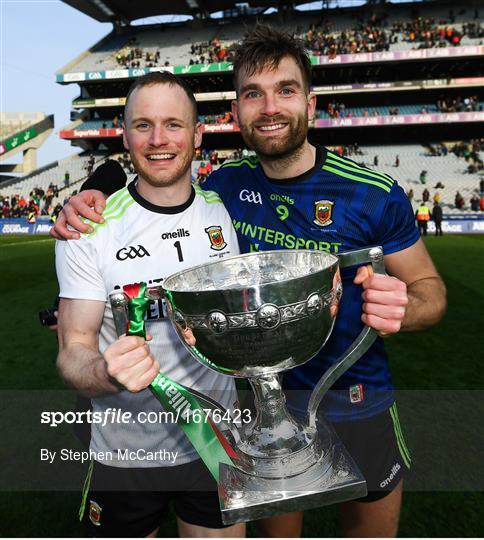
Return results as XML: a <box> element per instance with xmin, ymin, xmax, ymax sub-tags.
<box><xmin>55</xmin><ymin>72</ymin><xmax>245</xmax><ymax>538</ymax></box>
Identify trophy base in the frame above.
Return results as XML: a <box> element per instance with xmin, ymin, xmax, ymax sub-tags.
<box><xmin>218</xmin><ymin>417</ymin><xmax>367</xmax><ymax>525</ymax></box>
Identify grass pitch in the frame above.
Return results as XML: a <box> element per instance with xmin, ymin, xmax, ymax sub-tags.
<box><xmin>0</xmin><ymin>235</ymin><xmax>482</xmax><ymax>537</ymax></box>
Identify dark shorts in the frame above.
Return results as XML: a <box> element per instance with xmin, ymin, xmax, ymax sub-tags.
<box><xmin>330</xmin><ymin>403</ymin><xmax>411</xmax><ymax>503</ymax></box>
<box><xmin>81</xmin><ymin>459</ymin><xmax>227</xmax><ymax>537</ymax></box>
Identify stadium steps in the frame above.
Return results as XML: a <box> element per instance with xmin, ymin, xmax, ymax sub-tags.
<box><xmin>357</xmin><ymin>144</ymin><xmax>483</xmax><ymax>211</ymax></box>
<box><xmin>0</xmin><ymin>154</ymin><xmax>105</xmax><ymax>200</ymax></box>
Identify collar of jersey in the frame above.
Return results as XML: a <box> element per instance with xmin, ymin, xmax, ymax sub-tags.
<box><xmin>261</xmin><ymin>145</ymin><xmax>327</xmax><ymax>185</ymax></box>
<box><xmin>128</xmin><ymin>178</ymin><xmax>195</xmax><ymax>214</ymax></box>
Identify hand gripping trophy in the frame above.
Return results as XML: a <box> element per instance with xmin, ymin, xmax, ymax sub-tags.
<box><xmin>110</xmin><ymin>246</ymin><xmax>385</xmax><ymax>524</ymax></box>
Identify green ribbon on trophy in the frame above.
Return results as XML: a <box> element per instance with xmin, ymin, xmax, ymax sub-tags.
<box><xmin>122</xmin><ymin>282</ymin><xmax>237</xmax><ymax>482</ymax></box>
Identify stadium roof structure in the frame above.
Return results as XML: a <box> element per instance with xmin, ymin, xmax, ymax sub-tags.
<box><xmin>62</xmin><ymin>0</ymin><xmax>283</xmax><ymax>23</ymax></box>
<box><xmin>62</xmin><ymin>0</ymin><xmax>452</xmax><ymax>23</ymax></box>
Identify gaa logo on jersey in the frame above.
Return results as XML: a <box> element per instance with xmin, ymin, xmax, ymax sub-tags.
<box><xmin>313</xmin><ymin>200</ymin><xmax>334</xmax><ymax>227</ymax></box>
<box><xmin>205</xmin><ymin>225</ymin><xmax>227</xmax><ymax>251</ymax></box>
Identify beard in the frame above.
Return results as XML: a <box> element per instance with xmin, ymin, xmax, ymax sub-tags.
<box><xmin>238</xmin><ymin>111</ymin><xmax>308</xmax><ymax>163</ymax></box>
<box><xmin>130</xmin><ymin>146</ymin><xmax>194</xmax><ymax>189</ymax></box>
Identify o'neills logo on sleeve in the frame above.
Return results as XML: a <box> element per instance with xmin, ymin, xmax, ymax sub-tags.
<box><xmin>205</xmin><ymin>225</ymin><xmax>227</xmax><ymax>250</ymax></box>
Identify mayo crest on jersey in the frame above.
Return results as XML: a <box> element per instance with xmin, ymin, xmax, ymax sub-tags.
<box><xmin>203</xmin><ymin>147</ymin><xmax>420</xmax><ymax>422</ymax></box>
<box><xmin>56</xmin><ymin>179</ymin><xmax>239</xmax><ymax>467</ymax></box>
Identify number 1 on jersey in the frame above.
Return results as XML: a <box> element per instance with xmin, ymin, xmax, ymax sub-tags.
<box><xmin>173</xmin><ymin>241</ymin><xmax>184</xmax><ymax>262</ymax></box>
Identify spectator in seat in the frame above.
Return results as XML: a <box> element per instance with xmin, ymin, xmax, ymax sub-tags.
<box><xmin>470</xmin><ymin>194</ymin><xmax>480</xmax><ymax>212</ymax></box>
<box><xmin>419</xmin><ymin>170</ymin><xmax>427</xmax><ymax>184</ymax></box>
<box><xmin>455</xmin><ymin>191</ymin><xmax>465</xmax><ymax>209</ymax></box>
<box><xmin>197</xmin><ymin>162</ymin><xmax>207</xmax><ymax>181</ymax></box>
<box><xmin>2</xmin><ymin>201</ymin><xmax>10</xmax><ymax>218</ymax></box>
<box><xmin>395</xmin><ymin>154</ymin><xmax>400</xmax><ymax>167</ymax></box>
<box><xmin>422</xmin><ymin>188</ymin><xmax>430</xmax><ymax>203</ymax></box>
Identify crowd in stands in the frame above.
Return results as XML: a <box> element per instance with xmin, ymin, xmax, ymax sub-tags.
<box><xmin>436</xmin><ymin>95</ymin><xmax>480</xmax><ymax>113</ymax></box>
<box><xmin>113</xmin><ymin>35</ymin><xmax>237</xmax><ymax>69</ymax></box>
<box><xmin>189</xmin><ymin>38</ymin><xmax>235</xmax><ymax>65</ymax></box>
<box><xmin>324</xmin><ymin>102</ymin><xmax>406</xmax><ymax>119</ymax></box>
<box><xmin>117</xmin><ymin>152</ymin><xmax>135</xmax><ymax>174</ymax></box>
<box><xmin>192</xmin><ymin>101</ymin><xmax>482</xmax><ymax>126</ymax></box>
<box><xmin>328</xmin><ymin>143</ymin><xmax>364</xmax><ymax>157</ymax></box>
<box><xmin>115</xmin><ymin>38</ymin><xmax>166</xmax><ymax>69</ymax></box>
<box><xmin>303</xmin><ymin>18</ymin><xmax>393</xmax><ymax>57</ymax></box>
<box><xmin>83</xmin><ymin>154</ymin><xmax>96</xmax><ymax>177</ymax></box>
<box><xmin>0</xmin><ymin>183</ymin><xmax>67</xmax><ymax>220</ymax></box>
<box><xmin>302</xmin><ymin>11</ymin><xmax>481</xmax><ymax>59</ymax></box>
<box><xmin>194</xmin><ymin>148</ymin><xmax>260</xmax><ymax>183</ymax></box>
<box><xmin>427</xmin><ymin>143</ymin><xmax>449</xmax><ymax>156</ymax></box>
<box><xmin>326</xmin><ymin>101</ymin><xmax>348</xmax><ymax>119</ymax></box>
<box><xmin>96</xmin><ymin>114</ymin><xmax>124</xmax><ymax>130</ymax></box>
<box><xmin>450</xmin><ymin>139</ymin><xmax>484</xmax><ymax>174</ymax></box>
<box><xmin>407</xmin><ymin>183</ymin><xmax>484</xmax><ymax>211</ymax></box>
<box><xmin>194</xmin><ymin>148</ymin><xmax>220</xmax><ymax>164</ymax></box>
<box><xmin>396</xmin><ymin>16</ymin><xmax>464</xmax><ymax>48</ymax></box>
<box><xmin>200</xmin><ymin>111</ymin><xmax>233</xmax><ymax>125</ymax></box>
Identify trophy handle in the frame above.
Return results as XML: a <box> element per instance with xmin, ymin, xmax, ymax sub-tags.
<box><xmin>108</xmin><ymin>288</ymin><xmax>242</xmax><ymax>446</ymax></box>
<box><xmin>307</xmin><ymin>246</ymin><xmax>385</xmax><ymax>428</ymax></box>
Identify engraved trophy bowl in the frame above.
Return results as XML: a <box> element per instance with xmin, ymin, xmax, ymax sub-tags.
<box><xmin>160</xmin><ymin>247</ymin><xmax>386</xmax><ymax>524</ymax></box>
<box><xmin>162</xmin><ymin>250</ymin><xmax>341</xmax><ymax>378</ymax></box>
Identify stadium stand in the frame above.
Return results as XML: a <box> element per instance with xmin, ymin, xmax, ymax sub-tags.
<box><xmin>0</xmin><ymin>154</ymin><xmax>108</xmax><ymax>217</ymax></box>
<box><xmin>68</xmin><ymin>100</ymin><xmax>483</xmax><ymax>131</ymax></box>
<box><xmin>345</xmin><ymin>142</ymin><xmax>484</xmax><ymax>212</ymax></box>
<box><xmin>57</xmin><ymin>4</ymin><xmax>483</xmax><ymax>75</ymax></box>
<box><xmin>0</xmin><ymin>154</ymin><xmax>100</xmax><ymax>196</ymax></box>
<box><xmin>0</xmin><ymin>114</ymin><xmax>40</xmax><ymax>139</ymax></box>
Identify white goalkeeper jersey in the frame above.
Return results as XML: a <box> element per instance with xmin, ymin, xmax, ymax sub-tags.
<box><xmin>56</xmin><ymin>180</ymin><xmax>239</xmax><ymax>468</ymax></box>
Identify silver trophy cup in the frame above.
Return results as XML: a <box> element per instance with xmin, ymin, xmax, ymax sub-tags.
<box><xmin>110</xmin><ymin>246</ymin><xmax>385</xmax><ymax>524</ymax></box>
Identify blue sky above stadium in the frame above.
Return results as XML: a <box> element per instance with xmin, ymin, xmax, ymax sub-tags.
<box><xmin>1</xmin><ymin>0</ymin><xmax>412</xmax><ymax>168</ymax></box>
<box><xmin>2</xmin><ymin>0</ymin><xmax>111</xmax><ymax>167</ymax></box>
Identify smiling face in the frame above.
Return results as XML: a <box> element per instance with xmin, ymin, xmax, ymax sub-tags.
<box><xmin>123</xmin><ymin>83</ymin><xmax>202</xmax><ymax>189</ymax></box>
<box><xmin>232</xmin><ymin>56</ymin><xmax>316</xmax><ymax>161</ymax></box>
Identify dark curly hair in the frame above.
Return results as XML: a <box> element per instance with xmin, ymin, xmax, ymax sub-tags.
<box><xmin>232</xmin><ymin>24</ymin><xmax>312</xmax><ymax>94</ymax></box>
